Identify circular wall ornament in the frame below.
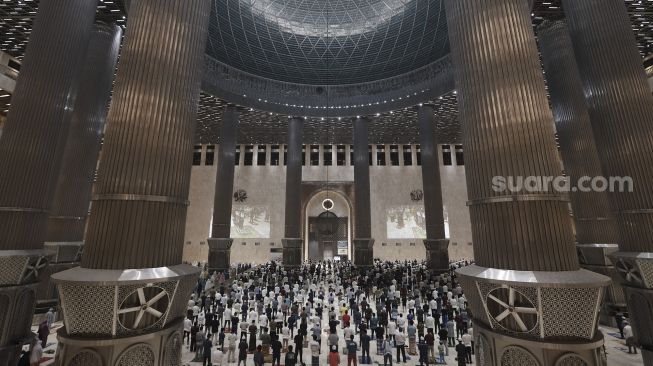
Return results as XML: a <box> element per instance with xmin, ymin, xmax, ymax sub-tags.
<box><xmin>322</xmin><ymin>198</ymin><xmax>334</xmax><ymax>211</ymax></box>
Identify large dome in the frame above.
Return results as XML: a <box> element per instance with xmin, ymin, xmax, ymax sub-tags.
<box><xmin>206</xmin><ymin>0</ymin><xmax>450</xmax><ymax>85</ymax></box>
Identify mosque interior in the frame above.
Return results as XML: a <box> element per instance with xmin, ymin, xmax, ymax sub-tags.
<box><xmin>1</xmin><ymin>0</ymin><xmax>653</xmax><ymax>365</ymax></box>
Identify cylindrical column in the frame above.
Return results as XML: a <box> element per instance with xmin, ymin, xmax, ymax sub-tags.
<box><xmin>0</xmin><ymin>0</ymin><xmax>98</xmax><ymax>363</ymax></box>
<box><xmin>418</xmin><ymin>105</ymin><xmax>449</xmax><ymax>273</ymax></box>
<box><xmin>353</xmin><ymin>117</ymin><xmax>374</xmax><ymax>266</ymax></box>
<box><xmin>282</xmin><ymin>117</ymin><xmax>304</xmax><ymax>267</ymax></box>
<box><xmin>538</xmin><ymin>20</ymin><xmax>625</xmax><ymax>323</ymax></box>
<box><xmin>445</xmin><ymin>0</ymin><xmax>609</xmax><ymax>362</ymax></box>
<box><xmin>52</xmin><ymin>1</ymin><xmax>210</xmax><ymax>364</ymax></box>
<box><xmin>208</xmin><ymin>107</ymin><xmax>239</xmax><ymax>273</ymax></box>
<box><xmin>562</xmin><ymin>1</ymin><xmax>653</xmax><ymax>363</ymax></box>
<box><xmin>38</xmin><ymin>23</ymin><xmax>122</xmax><ymax>307</ymax></box>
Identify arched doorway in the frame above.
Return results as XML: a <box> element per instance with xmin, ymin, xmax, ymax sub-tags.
<box><xmin>304</xmin><ymin>190</ymin><xmax>352</xmax><ymax>261</ymax></box>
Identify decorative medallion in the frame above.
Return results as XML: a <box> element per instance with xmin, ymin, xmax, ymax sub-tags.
<box><xmin>234</xmin><ymin>189</ymin><xmax>248</xmax><ymax>202</ymax></box>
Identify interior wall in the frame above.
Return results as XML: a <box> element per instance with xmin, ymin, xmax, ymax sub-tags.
<box><xmin>182</xmin><ymin>144</ymin><xmax>473</xmax><ymax>265</ymax></box>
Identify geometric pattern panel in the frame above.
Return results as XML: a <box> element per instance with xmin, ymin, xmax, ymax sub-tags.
<box><xmin>169</xmin><ymin>276</ymin><xmax>198</xmax><ymax>322</ymax></box>
<box><xmin>500</xmin><ymin>346</ymin><xmax>540</xmax><ymax>366</ymax></box>
<box><xmin>555</xmin><ymin>353</ymin><xmax>589</xmax><ymax>366</ymax></box>
<box><xmin>116</xmin><ymin>343</ymin><xmax>155</xmax><ymax>366</ymax></box>
<box><xmin>636</xmin><ymin>259</ymin><xmax>653</xmax><ymax>288</ymax></box>
<box><xmin>0</xmin><ymin>256</ymin><xmax>29</xmax><ymax>285</ymax></box>
<box><xmin>69</xmin><ymin>350</ymin><xmax>103</xmax><ymax>366</ymax></box>
<box><xmin>163</xmin><ymin>332</ymin><xmax>183</xmax><ymax>366</ymax></box>
<box><xmin>476</xmin><ymin>334</ymin><xmax>493</xmax><ymax>366</ymax></box>
<box><xmin>540</xmin><ymin>287</ymin><xmax>600</xmax><ymax>340</ymax></box>
<box><xmin>59</xmin><ymin>284</ymin><xmax>115</xmax><ymax>336</ymax></box>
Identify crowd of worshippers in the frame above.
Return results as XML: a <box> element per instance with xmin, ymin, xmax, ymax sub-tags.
<box><xmin>183</xmin><ymin>259</ymin><xmax>475</xmax><ymax>366</ymax></box>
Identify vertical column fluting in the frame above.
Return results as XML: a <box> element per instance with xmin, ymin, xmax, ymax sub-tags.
<box><xmin>82</xmin><ymin>0</ymin><xmax>211</xmax><ymax>270</ymax></box>
<box><xmin>208</xmin><ymin>107</ymin><xmax>239</xmax><ymax>272</ymax></box>
<box><xmin>537</xmin><ymin>20</ymin><xmax>625</xmax><ymax>320</ymax></box>
<box><xmin>418</xmin><ymin>105</ymin><xmax>449</xmax><ymax>272</ymax></box>
<box><xmin>38</xmin><ymin>23</ymin><xmax>122</xmax><ymax>307</ymax></box>
<box><xmin>0</xmin><ymin>0</ymin><xmax>98</xmax><ymax>251</ymax></box>
<box><xmin>52</xmin><ymin>1</ymin><xmax>211</xmax><ymax>364</ymax></box>
<box><xmin>446</xmin><ymin>0</ymin><xmax>576</xmax><ymax>272</ymax></box>
<box><xmin>46</xmin><ymin>24</ymin><xmax>122</xmax><ymax>244</ymax></box>
<box><xmin>562</xmin><ymin>1</ymin><xmax>653</xmax><ymax>363</ymax></box>
<box><xmin>0</xmin><ymin>0</ymin><xmax>98</xmax><ymax>363</ymax></box>
<box><xmin>446</xmin><ymin>0</ymin><xmax>609</xmax><ymax>362</ymax></box>
<box><xmin>282</xmin><ymin>117</ymin><xmax>304</xmax><ymax>267</ymax></box>
<box><xmin>353</xmin><ymin>117</ymin><xmax>374</xmax><ymax>266</ymax></box>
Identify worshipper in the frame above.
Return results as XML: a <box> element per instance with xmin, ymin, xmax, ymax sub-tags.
<box><xmin>202</xmin><ymin>334</ymin><xmax>213</xmax><ymax>366</ymax></box>
<box><xmin>184</xmin><ymin>316</ymin><xmax>193</xmax><ymax>345</ymax></box>
<box><xmin>360</xmin><ymin>329</ymin><xmax>371</xmax><ymax>363</ymax></box>
<box><xmin>226</xmin><ymin>331</ymin><xmax>238</xmax><ymax>363</ymax></box>
<box><xmin>190</xmin><ymin>322</ymin><xmax>200</xmax><ymax>352</ymax></box>
<box><xmin>455</xmin><ymin>339</ymin><xmax>467</xmax><ymax>366</ymax></box>
<box><xmin>624</xmin><ymin>321</ymin><xmax>638</xmax><ymax>354</ymax></box>
<box><xmin>29</xmin><ymin>340</ymin><xmax>42</xmax><ymax>366</ymax></box>
<box><xmin>309</xmin><ymin>334</ymin><xmax>321</xmax><ymax>366</ymax></box>
<box><xmin>328</xmin><ymin>329</ymin><xmax>340</xmax><ymax>352</ymax></box>
<box><xmin>238</xmin><ymin>335</ymin><xmax>249</xmax><ymax>366</ymax></box>
<box><xmin>271</xmin><ymin>334</ymin><xmax>283</xmax><ymax>366</ymax></box>
<box><xmin>196</xmin><ymin>328</ymin><xmax>206</xmax><ymax>358</ymax></box>
<box><xmin>407</xmin><ymin>320</ymin><xmax>417</xmax><ymax>355</ymax></box>
<box><xmin>45</xmin><ymin>308</ymin><xmax>56</xmax><ymax>328</ymax></box>
<box><xmin>212</xmin><ymin>344</ymin><xmax>224</xmax><ymax>366</ymax></box>
<box><xmin>293</xmin><ymin>330</ymin><xmax>304</xmax><ymax>363</ymax></box>
<box><xmin>218</xmin><ymin>328</ymin><xmax>226</xmax><ymax>350</ymax></box>
<box><xmin>282</xmin><ymin>321</ymin><xmax>291</xmax><ymax>351</ymax></box>
<box><xmin>285</xmin><ymin>345</ymin><xmax>298</xmax><ymax>366</ymax></box>
<box><xmin>461</xmin><ymin>330</ymin><xmax>473</xmax><ymax>364</ymax></box>
<box><xmin>346</xmin><ymin>334</ymin><xmax>359</xmax><ymax>366</ymax></box>
<box><xmin>328</xmin><ymin>345</ymin><xmax>341</xmax><ymax>366</ymax></box>
<box><xmin>37</xmin><ymin>319</ymin><xmax>49</xmax><ymax>348</ymax></box>
<box><xmin>253</xmin><ymin>345</ymin><xmax>265</xmax><ymax>366</ymax></box>
<box><xmin>418</xmin><ymin>336</ymin><xmax>429</xmax><ymax>366</ymax></box>
<box><xmin>438</xmin><ymin>341</ymin><xmax>446</xmax><ymax>364</ymax></box>
<box><xmin>446</xmin><ymin>319</ymin><xmax>456</xmax><ymax>347</ymax></box>
<box><xmin>383</xmin><ymin>335</ymin><xmax>394</xmax><ymax>366</ymax></box>
<box><xmin>395</xmin><ymin>328</ymin><xmax>407</xmax><ymax>363</ymax></box>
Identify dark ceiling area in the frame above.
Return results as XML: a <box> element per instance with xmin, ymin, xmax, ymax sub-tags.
<box><xmin>207</xmin><ymin>0</ymin><xmax>449</xmax><ymax>85</ymax></box>
<box><xmin>1</xmin><ymin>0</ymin><xmax>652</xmax><ymax>144</ymax></box>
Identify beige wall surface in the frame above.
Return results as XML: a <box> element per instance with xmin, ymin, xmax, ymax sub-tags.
<box><xmin>183</xmin><ymin>145</ymin><xmax>473</xmax><ymax>265</ymax></box>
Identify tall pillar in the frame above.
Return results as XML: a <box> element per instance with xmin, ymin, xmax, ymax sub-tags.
<box><xmin>445</xmin><ymin>0</ymin><xmax>609</xmax><ymax>364</ymax></box>
<box><xmin>418</xmin><ymin>106</ymin><xmax>449</xmax><ymax>273</ymax></box>
<box><xmin>353</xmin><ymin>117</ymin><xmax>374</xmax><ymax>267</ymax></box>
<box><xmin>51</xmin><ymin>1</ymin><xmax>211</xmax><ymax>365</ymax></box>
<box><xmin>562</xmin><ymin>1</ymin><xmax>653</xmax><ymax>363</ymax></box>
<box><xmin>36</xmin><ymin>23</ymin><xmax>123</xmax><ymax>310</ymax></box>
<box><xmin>0</xmin><ymin>0</ymin><xmax>98</xmax><ymax>363</ymax></box>
<box><xmin>282</xmin><ymin>117</ymin><xmax>304</xmax><ymax>267</ymax></box>
<box><xmin>208</xmin><ymin>107</ymin><xmax>239</xmax><ymax>273</ymax></box>
<box><xmin>537</xmin><ymin>21</ymin><xmax>625</xmax><ymax>325</ymax></box>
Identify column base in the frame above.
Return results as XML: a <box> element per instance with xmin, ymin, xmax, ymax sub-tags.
<box><xmin>473</xmin><ymin>321</ymin><xmax>606</xmax><ymax>366</ymax></box>
<box><xmin>281</xmin><ymin>238</ymin><xmax>303</xmax><ymax>267</ymax></box>
<box><xmin>0</xmin><ymin>283</ymin><xmax>39</xmax><ymax>365</ymax></box>
<box><xmin>55</xmin><ymin>318</ymin><xmax>184</xmax><ymax>366</ymax></box>
<box><xmin>353</xmin><ymin>238</ymin><xmax>374</xmax><ymax>267</ymax></box>
<box><xmin>52</xmin><ymin>264</ymin><xmax>199</xmax><ymax>344</ymax></box>
<box><xmin>207</xmin><ymin>238</ymin><xmax>233</xmax><ymax>274</ymax></box>
<box><xmin>609</xmin><ymin>251</ymin><xmax>653</xmax><ymax>366</ymax></box>
<box><xmin>456</xmin><ymin>264</ymin><xmax>610</xmax><ymax>365</ymax></box>
<box><xmin>0</xmin><ymin>249</ymin><xmax>52</xmax><ymax>365</ymax></box>
<box><xmin>424</xmin><ymin>238</ymin><xmax>450</xmax><ymax>273</ymax></box>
